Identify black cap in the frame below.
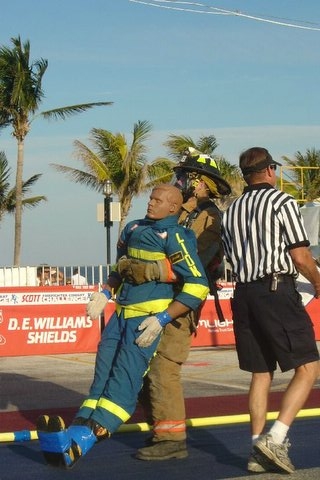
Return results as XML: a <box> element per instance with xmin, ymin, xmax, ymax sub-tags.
<box><xmin>240</xmin><ymin>147</ymin><xmax>281</xmax><ymax>175</ymax></box>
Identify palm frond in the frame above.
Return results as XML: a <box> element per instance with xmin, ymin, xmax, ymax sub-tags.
<box><xmin>40</xmin><ymin>102</ymin><xmax>113</xmax><ymax>121</ymax></box>
<box><xmin>21</xmin><ymin>173</ymin><xmax>43</xmax><ymax>190</ymax></box>
<box><xmin>21</xmin><ymin>195</ymin><xmax>47</xmax><ymax>208</ymax></box>
<box><xmin>282</xmin><ymin>148</ymin><xmax>320</xmax><ymax>200</ymax></box>
<box><xmin>164</xmin><ymin>134</ymin><xmax>196</xmax><ymax>160</ymax></box>
<box><xmin>72</xmin><ymin>140</ymin><xmax>109</xmax><ymax>178</ymax></box>
<box><xmin>196</xmin><ymin>135</ymin><xmax>219</xmax><ymax>154</ymax></box>
<box><xmin>51</xmin><ymin>164</ymin><xmax>105</xmax><ymax>192</ymax></box>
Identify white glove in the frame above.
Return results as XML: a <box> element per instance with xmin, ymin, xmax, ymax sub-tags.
<box><xmin>86</xmin><ymin>290</ymin><xmax>111</xmax><ymax>319</ymax></box>
<box><xmin>135</xmin><ymin>316</ymin><xmax>163</xmax><ymax>348</ymax></box>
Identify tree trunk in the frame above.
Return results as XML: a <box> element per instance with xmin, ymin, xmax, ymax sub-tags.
<box><xmin>13</xmin><ymin>139</ymin><xmax>24</xmax><ymax>266</ymax></box>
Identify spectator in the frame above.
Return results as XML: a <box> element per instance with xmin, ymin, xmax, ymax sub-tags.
<box><xmin>71</xmin><ymin>268</ymin><xmax>88</xmax><ymax>286</ymax></box>
<box><xmin>36</xmin><ymin>266</ymin><xmax>51</xmax><ymax>286</ymax></box>
<box><xmin>52</xmin><ymin>269</ymin><xmax>64</xmax><ymax>286</ymax></box>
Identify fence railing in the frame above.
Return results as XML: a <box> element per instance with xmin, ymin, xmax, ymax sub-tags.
<box><xmin>0</xmin><ymin>262</ymin><xmax>232</xmax><ymax>287</ymax></box>
<box><xmin>0</xmin><ymin>265</ymin><xmax>109</xmax><ymax>287</ymax></box>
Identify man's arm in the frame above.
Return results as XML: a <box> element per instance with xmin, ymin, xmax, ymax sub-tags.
<box><xmin>289</xmin><ymin>246</ymin><xmax>320</xmax><ymax>298</ymax></box>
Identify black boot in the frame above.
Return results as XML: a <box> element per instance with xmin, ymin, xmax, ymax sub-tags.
<box><xmin>72</xmin><ymin>416</ymin><xmax>110</xmax><ymax>441</ymax></box>
<box><xmin>136</xmin><ymin>440</ymin><xmax>188</xmax><ymax>461</ymax></box>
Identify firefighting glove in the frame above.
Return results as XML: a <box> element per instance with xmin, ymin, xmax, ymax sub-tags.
<box><xmin>117</xmin><ymin>256</ymin><xmax>150</xmax><ymax>284</ymax></box>
<box><xmin>117</xmin><ymin>256</ymin><xmax>177</xmax><ymax>284</ymax></box>
<box><xmin>86</xmin><ymin>289</ymin><xmax>111</xmax><ymax>319</ymax></box>
<box><xmin>136</xmin><ymin>310</ymin><xmax>172</xmax><ymax>348</ymax></box>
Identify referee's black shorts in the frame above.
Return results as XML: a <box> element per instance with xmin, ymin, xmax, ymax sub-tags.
<box><xmin>232</xmin><ymin>276</ymin><xmax>319</xmax><ymax>373</ymax></box>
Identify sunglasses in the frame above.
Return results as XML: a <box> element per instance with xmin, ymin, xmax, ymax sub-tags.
<box><xmin>269</xmin><ymin>164</ymin><xmax>277</xmax><ymax>171</ymax></box>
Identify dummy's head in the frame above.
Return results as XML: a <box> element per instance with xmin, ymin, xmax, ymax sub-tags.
<box><xmin>146</xmin><ymin>184</ymin><xmax>183</xmax><ymax>220</ymax></box>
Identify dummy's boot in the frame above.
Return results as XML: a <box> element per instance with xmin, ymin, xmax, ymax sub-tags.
<box><xmin>71</xmin><ymin>416</ymin><xmax>111</xmax><ymax>442</ymax></box>
<box><xmin>37</xmin><ymin>414</ymin><xmax>110</xmax><ymax>469</ymax></box>
<box><xmin>37</xmin><ymin>415</ymin><xmax>83</xmax><ymax>468</ymax></box>
<box><xmin>136</xmin><ymin>439</ymin><xmax>188</xmax><ymax>461</ymax></box>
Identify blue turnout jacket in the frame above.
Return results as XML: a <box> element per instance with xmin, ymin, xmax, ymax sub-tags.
<box><xmin>116</xmin><ymin>214</ymin><xmax>209</xmax><ymax>316</ymax></box>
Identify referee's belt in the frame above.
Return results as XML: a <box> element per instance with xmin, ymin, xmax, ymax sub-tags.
<box><xmin>258</xmin><ymin>273</ymin><xmax>294</xmax><ymax>282</ymax></box>
<box><xmin>238</xmin><ymin>274</ymin><xmax>295</xmax><ymax>284</ymax></box>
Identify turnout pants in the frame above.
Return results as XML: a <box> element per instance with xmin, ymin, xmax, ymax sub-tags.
<box><xmin>141</xmin><ymin>313</ymin><xmax>194</xmax><ymax>441</ymax></box>
<box><xmin>76</xmin><ymin>310</ymin><xmax>160</xmax><ymax>433</ymax></box>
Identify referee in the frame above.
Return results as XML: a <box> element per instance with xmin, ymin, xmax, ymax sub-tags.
<box><xmin>221</xmin><ymin>146</ymin><xmax>320</xmax><ymax>475</ymax></box>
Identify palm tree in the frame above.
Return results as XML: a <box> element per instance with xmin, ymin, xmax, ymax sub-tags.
<box><xmin>282</xmin><ymin>148</ymin><xmax>320</xmax><ymax>203</ymax></box>
<box><xmin>0</xmin><ymin>151</ymin><xmax>46</xmax><ymax>222</ymax></box>
<box><xmin>51</xmin><ymin>120</ymin><xmax>175</xmax><ymax>234</ymax></box>
<box><xmin>164</xmin><ymin>133</ymin><xmax>243</xmax><ymax>208</ymax></box>
<box><xmin>0</xmin><ymin>36</ymin><xmax>113</xmax><ymax>265</ymax></box>
<box><xmin>214</xmin><ymin>155</ymin><xmax>244</xmax><ymax>209</ymax></box>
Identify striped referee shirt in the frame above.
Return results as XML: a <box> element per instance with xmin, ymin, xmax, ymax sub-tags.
<box><xmin>221</xmin><ymin>183</ymin><xmax>310</xmax><ymax>283</ymax></box>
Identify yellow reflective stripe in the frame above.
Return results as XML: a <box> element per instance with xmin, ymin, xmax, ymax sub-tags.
<box><xmin>128</xmin><ymin>247</ymin><xmax>166</xmax><ymax>261</ymax></box>
<box><xmin>175</xmin><ymin>232</ymin><xmax>202</xmax><ymax>277</ymax></box>
<box><xmin>182</xmin><ymin>283</ymin><xmax>209</xmax><ymax>301</ymax></box>
<box><xmin>196</xmin><ymin>156</ymin><xmax>218</xmax><ymax>169</ymax></box>
<box><xmin>97</xmin><ymin>398</ymin><xmax>130</xmax><ymax>423</ymax></box>
<box><xmin>81</xmin><ymin>398</ymin><xmax>98</xmax><ymax>410</ymax></box>
<box><xmin>116</xmin><ymin>299</ymin><xmax>171</xmax><ymax>319</ymax></box>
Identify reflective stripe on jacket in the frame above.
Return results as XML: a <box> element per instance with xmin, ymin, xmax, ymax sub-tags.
<box><xmin>116</xmin><ymin>215</ymin><xmax>209</xmax><ymax>317</ymax></box>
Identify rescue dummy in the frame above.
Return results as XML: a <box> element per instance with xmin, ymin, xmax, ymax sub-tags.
<box><xmin>36</xmin><ymin>184</ymin><xmax>209</xmax><ymax>468</ymax></box>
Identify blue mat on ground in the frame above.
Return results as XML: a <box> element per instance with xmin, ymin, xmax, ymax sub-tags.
<box><xmin>1</xmin><ymin>418</ymin><xmax>319</xmax><ymax>480</ymax></box>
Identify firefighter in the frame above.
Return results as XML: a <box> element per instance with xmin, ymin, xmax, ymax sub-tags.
<box><xmin>132</xmin><ymin>148</ymin><xmax>232</xmax><ymax>461</ymax></box>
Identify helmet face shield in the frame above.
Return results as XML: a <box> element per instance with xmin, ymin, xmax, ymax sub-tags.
<box><xmin>170</xmin><ymin>169</ymin><xmax>188</xmax><ymax>190</ymax></box>
<box><xmin>171</xmin><ymin>169</ymin><xmax>199</xmax><ymax>201</ymax></box>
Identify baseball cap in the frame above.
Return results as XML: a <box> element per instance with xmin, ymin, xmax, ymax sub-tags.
<box><xmin>239</xmin><ymin>147</ymin><xmax>281</xmax><ymax>175</ymax></box>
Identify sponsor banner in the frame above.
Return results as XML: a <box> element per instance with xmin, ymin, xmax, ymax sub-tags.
<box><xmin>1</xmin><ymin>279</ymin><xmax>319</xmax><ymax>356</ymax></box>
<box><xmin>0</xmin><ymin>286</ymin><xmax>101</xmax><ymax>356</ymax></box>
<box><xmin>191</xmin><ymin>278</ymin><xmax>320</xmax><ymax>346</ymax></box>
<box><xmin>192</xmin><ymin>284</ymin><xmax>235</xmax><ymax>347</ymax></box>
<box><xmin>296</xmin><ymin>274</ymin><xmax>320</xmax><ymax>338</ymax></box>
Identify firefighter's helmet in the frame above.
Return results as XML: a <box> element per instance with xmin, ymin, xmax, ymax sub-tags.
<box><xmin>173</xmin><ymin>147</ymin><xmax>231</xmax><ymax>197</ymax></box>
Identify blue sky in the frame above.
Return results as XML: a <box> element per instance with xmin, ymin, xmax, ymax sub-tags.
<box><xmin>1</xmin><ymin>0</ymin><xmax>320</xmax><ymax>267</ymax></box>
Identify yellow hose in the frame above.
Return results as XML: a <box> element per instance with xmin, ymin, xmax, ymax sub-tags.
<box><xmin>0</xmin><ymin>407</ymin><xmax>319</xmax><ymax>443</ymax></box>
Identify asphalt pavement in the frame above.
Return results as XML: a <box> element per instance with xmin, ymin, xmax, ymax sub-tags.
<box><xmin>1</xmin><ymin>345</ymin><xmax>320</xmax><ymax>479</ymax></box>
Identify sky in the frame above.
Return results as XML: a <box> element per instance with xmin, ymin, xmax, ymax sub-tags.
<box><xmin>1</xmin><ymin>0</ymin><xmax>320</xmax><ymax>267</ymax></box>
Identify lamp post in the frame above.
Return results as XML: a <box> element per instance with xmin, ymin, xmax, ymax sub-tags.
<box><xmin>103</xmin><ymin>180</ymin><xmax>113</xmax><ymax>272</ymax></box>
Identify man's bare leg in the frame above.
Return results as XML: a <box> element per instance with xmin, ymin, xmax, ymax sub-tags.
<box><xmin>277</xmin><ymin>361</ymin><xmax>319</xmax><ymax>427</ymax></box>
<box><xmin>249</xmin><ymin>371</ymin><xmax>273</xmax><ymax>436</ymax></box>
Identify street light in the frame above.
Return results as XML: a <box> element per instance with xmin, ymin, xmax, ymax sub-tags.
<box><xmin>103</xmin><ymin>180</ymin><xmax>113</xmax><ymax>271</ymax></box>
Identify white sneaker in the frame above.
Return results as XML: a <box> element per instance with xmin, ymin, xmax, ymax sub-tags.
<box><xmin>247</xmin><ymin>450</ymin><xmax>280</xmax><ymax>473</ymax></box>
<box><xmin>254</xmin><ymin>434</ymin><xmax>295</xmax><ymax>474</ymax></box>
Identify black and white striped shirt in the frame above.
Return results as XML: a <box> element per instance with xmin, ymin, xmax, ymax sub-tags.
<box><xmin>221</xmin><ymin>183</ymin><xmax>310</xmax><ymax>283</ymax></box>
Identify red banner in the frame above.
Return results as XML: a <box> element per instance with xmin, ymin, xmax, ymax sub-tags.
<box><xmin>0</xmin><ymin>280</ymin><xmax>319</xmax><ymax>356</ymax></box>
<box><xmin>0</xmin><ymin>286</ymin><xmax>101</xmax><ymax>356</ymax></box>
<box><xmin>191</xmin><ymin>289</ymin><xmax>235</xmax><ymax>347</ymax></box>
<box><xmin>296</xmin><ymin>274</ymin><xmax>320</xmax><ymax>339</ymax></box>
<box><xmin>191</xmin><ymin>279</ymin><xmax>320</xmax><ymax>346</ymax></box>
